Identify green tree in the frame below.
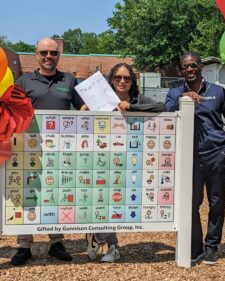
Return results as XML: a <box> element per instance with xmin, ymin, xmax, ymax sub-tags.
<box><xmin>79</xmin><ymin>32</ymin><xmax>99</xmax><ymax>54</ymax></box>
<box><xmin>59</xmin><ymin>28</ymin><xmax>117</xmax><ymax>55</ymax></box>
<box><xmin>0</xmin><ymin>36</ymin><xmax>35</xmax><ymax>52</ymax></box>
<box><xmin>0</xmin><ymin>35</ymin><xmax>11</xmax><ymax>48</ymax></box>
<box><xmin>107</xmin><ymin>0</ymin><xmax>225</xmax><ymax>70</ymax></box>
<box><xmin>8</xmin><ymin>41</ymin><xmax>35</xmax><ymax>52</ymax></box>
<box><xmin>188</xmin><ymin>0</ymin><xmax>225</xmax><ymax>57</ymax></box>
<box><xmin>52</xmin><ymin>34</ymin><xmax>61</xmax><ymax>39</ymax></box>
<box><xmin>96</xmin><ymin>31</ymin><xmax>117</xmax><ymax>54</ymax></box>
<box><xmin>62</xmin><ymin>28</ymin><xmax>83</xmax><ymax>54</ymax></box>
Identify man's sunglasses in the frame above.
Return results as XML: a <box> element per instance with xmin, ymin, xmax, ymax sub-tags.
<box><xmin>113</xmin><ymin>75</ymin><xmax>132</xmax><ymax>83</ymax></box>
<box><xmin>39</xmin><ymin>50</ymin><xmax>59</xmax><ymax>57</ymax></box>
<box><xmin>180</xmin><ymin>62</ymin><xmax>199</xmax><ymax>70</ymax></box>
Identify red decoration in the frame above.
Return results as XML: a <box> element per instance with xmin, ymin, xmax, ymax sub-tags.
<box><xmin>216</xmin><ymin>0</ymin><xmax>225</xmax><ymax>20</ymax></box>
<box><xmin>0</xmin><ymin>85</ymin><xmax>34</xmax><ymax>164</ymax></box>
<box><xmin>0</xmin><ymin>140</ymin><xmax>11</xmax><ymax>165</ymax></box>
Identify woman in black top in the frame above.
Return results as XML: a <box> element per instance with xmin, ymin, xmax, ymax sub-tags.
<box><xmin>84</xmin><ymin>63</ymin><xmax>166</xmax><ymax>262</ymax></box>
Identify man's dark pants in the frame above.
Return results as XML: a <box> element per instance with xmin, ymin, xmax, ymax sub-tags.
<box><xmin>192</xmin><ymin>150</ymin><xmax>225</xmax><ymax>253</ymax></box>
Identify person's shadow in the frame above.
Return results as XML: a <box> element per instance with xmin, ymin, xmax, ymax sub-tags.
<box><xmin>217</xmin><ymin>243</ymin><xmax>225</xmax><ymax>258</ymax></box>
<box><xmin>0</xmin><ymin>237</ymin><xmax>175</xmax><ymax>268</ymax></box>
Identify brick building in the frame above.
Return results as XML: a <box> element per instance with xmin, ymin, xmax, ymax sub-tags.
<box><xmin>17</xmin><ymin>37</ymin><xmax>134</xmax><ymax>80</ymax></box>
<box><xmin>1</xmin><ymin>38</ymin><xmax>180</xmax><ymax>82</ymax></box>
<box><xmin>18</xmin><ymin>52</ymin><xmax>134</xmax><ymax>80</ymax></box>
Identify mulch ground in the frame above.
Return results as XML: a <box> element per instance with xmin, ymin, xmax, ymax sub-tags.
<box><xmin>1</xmin><ymin>196</ymin><xmax>225</xmax><ymax>281</ymax></box>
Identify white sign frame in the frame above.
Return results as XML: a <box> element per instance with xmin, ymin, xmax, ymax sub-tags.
<box><xmin>0</xmin><ymin>97</ymin><xmax>194</xmax><ymax>267</ymax></box>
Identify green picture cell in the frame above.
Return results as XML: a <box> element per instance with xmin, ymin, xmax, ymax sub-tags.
<box><xmin>24</xmin><ymin>170</ymin><xmax>42</xmax><ymax>189</ymax></box>
<box><xmin>42</xmin><ymin>152</ymin><xmax>59</xmax><ymax>170</ymax></box>
<box><xmin>109</xmin><ymin>188</ymin><xmax>126</xmax><ymax>205</ymax></box>
<box><xmin>58</xmin><ymin>188</ymin><xmax>76</xmax><ymax>206</ymax></box>
<box><xmin>76</xmin><ymin>170</ymin><xmax>92</xmax><ymax>188</ymax></box>
<box><xmin>76</xmin><ymin>188</ymin><xmax>92</xmax><ymax>206</ymax></box>
<box><xmin>27</xmin><ymin>115</ymin><xmax>42</xmax><ymax>133</ymax></box>
<box><xmin>59</xmin><ymin>152</ymin><xmax>76</xmax><ymax>170</ymax></box>
<box><xmin>92</xmin><ymin>188</ymin><xmax>109</xmax><ymax>205</ymax></box>
<box><xmin>76</xmin><ymin>152</ymin><xmax>93</xmax><ymax>169</ymax></box>
<box><xmin>75</xmin><ymin>206</ymin><xmax>92</xmax><ymax>223</ymax></box>
<box><xmin>41</xmin><ymin>188</ymin><xmax>58</xmax><ymax>206</ymax></box>
<box><xmin>41</xmin><ymin>170</ymin><xmax>59</xmax><ymax>188</ymax></box>
<box><xmin>110</xmin><ymin>152</ymin><xmax>127</xmax><ymax>170</ymax></box>
<box><xmin>59</xmin><ymin>170</ymin><xmax>76</xmax><ymax>188</ymax></box>
<box><xmin>92</xmin><ymin>170</ymin><xmax>110</xmax><ymax>188</ymax></box>
<box><xmin>93</xmin><ymin>152</ymin><xmax>110</xmax><ymax>170</ymax></box>
<box><xmin>24</xmin><ymin>188</ymin><xmax>41</xmax><ymax>207</ymax></box>
<box><xmin>109</xmin><ymin>170</ymin><xmax>126</xmax><ymax>188</ymax></box>
<box><xmin>92</xmin><ymin>205</ymin><xmax>109</xmax><ymax>223</ymax></box>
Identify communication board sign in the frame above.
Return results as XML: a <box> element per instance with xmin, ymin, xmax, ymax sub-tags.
<box><xmin>1</xmin><ymin>111</ymin><xmax>177</xmax><ymax>234</ymax></box>
<box><xmin>0</xmin><ymin>97</ymin><xmax>195</xmax><ymax>267</ymax></box>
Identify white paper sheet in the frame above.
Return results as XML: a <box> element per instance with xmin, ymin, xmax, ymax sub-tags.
<box><xmin>75</xmin><ymin>71</ymin><xmax>120</xmax><ymax>111</ymax></box>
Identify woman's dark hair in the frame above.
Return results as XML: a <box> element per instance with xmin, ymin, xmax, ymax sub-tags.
<box><xmin>108</xmin><ymin>63</ymin><xmax>139</xmax><ymax>101</ymax></box>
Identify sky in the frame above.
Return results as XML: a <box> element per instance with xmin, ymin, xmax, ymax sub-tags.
<box><xmin>0</xmin><ymin>0</ymin><xmax>121</xmax><ymax>45</ymax></box>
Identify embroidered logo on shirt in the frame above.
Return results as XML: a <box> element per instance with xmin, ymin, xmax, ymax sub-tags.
<box><xmin>57</xmin><ymin>87</ymin><xmax>69</xmax><ymax>93</ymax></box>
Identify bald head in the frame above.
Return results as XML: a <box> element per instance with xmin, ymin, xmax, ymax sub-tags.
<box><xmin>36</xmin><ymin>37</ymin><xmax>59</xmax><ymax>52</ymax></box>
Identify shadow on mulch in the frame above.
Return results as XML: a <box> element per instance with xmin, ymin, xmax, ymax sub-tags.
<box><xmin>0</xmin><ymin>238</ymin><xmax>175</xmax><ymax>269</ymax></box>
<box><xmin>120</xmin><ymin>241</ymin><xmax>175</xmax><ymax>263</ymax></box>
<box><xmin>218</xmin><ymin>243</ymin><xmax>225</xmax><ymax>257</ymax></box>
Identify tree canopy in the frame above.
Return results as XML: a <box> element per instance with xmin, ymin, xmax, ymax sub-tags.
<box><xmin>1</xmin><ymin>0</ymin><xmax>225</xmax><ymax>71</ymax></box>
<box><xmin>107</xmin><ymin>0</ymin><xmax>225</xmax><ymax>70</ymax></box>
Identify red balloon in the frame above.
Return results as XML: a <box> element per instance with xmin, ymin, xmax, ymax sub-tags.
<box><xmin>216</xmin><ymin>0</ymin><xmax>225</xmax><ymax>20</ymax></box>
<box><xmin>0</xmin><ymin>47</ymin><xmax>8</xmax><ymax>81</ymax></box>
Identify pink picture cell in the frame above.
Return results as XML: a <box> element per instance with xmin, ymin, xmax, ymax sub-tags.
<box><xmin>158</xmin><ymin>188</ymin><xmax>174</xmax><ymax>205</ymax></box>
<box><xmin>58</xmin><ymin>206</ymin><xmax>75</xmax><ymax>224</ymax></box>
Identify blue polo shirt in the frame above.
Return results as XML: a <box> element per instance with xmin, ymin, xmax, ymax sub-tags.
<box><xmin>166</xmin><ymin>81</ymin><xmax>225</xmax><ymax>160</ymax></box>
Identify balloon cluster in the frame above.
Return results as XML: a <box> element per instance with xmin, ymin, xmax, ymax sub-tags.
<box><xmin>216</xmin><ymin>0</ymin><xmax>225</xmax><ymax>63</ymax></box>
<box><xmin>0</xmin><ymin>47</ymin><xmax>34</xmax><ymax>164</ymax></box>
<box><xmin>0</xmin><ymin>47</ymin><xmax>14</xmax><ymax>97</ymax></box>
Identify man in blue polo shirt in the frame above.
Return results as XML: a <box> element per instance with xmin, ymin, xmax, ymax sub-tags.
<box><xmin>11</xmin><ymin>37</ymin><xmax>84</xmax><ymax>266</ymax></box>
<box><xmin>166</xmin><ymin>52</ymin><xmax>225</xmax><ymax>265</ymax></box>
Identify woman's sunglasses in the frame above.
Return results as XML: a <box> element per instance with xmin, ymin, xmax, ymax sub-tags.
<box><xmin>113</xmin><ymin>75</ymin><xmax>132</xmax><ymax>83</ymax></box>
<box><xmin>39</xmin><ymin>50</ymin><xmax>59</xmax><ymax>57</ymax></box>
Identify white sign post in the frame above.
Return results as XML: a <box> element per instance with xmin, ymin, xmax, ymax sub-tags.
<box><xmin>175</xmin><ymin>97</ymin><xmax>195</xmax><ymax>267</ymax></box>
